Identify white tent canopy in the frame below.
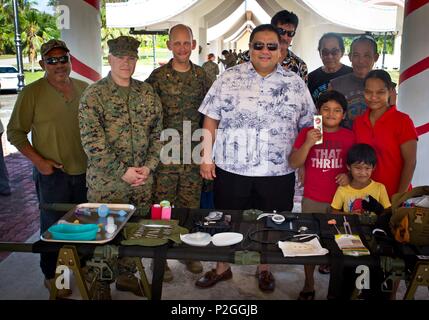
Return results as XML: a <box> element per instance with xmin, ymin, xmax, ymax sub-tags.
<box><xmin>106</xmin><ymin>0</ymin><xmax>200</xmax><ymax>28</ymax></box>
<box><xmin>300</xmin><ymin>0</ymin><xmax>399</xmax><ymax>32</ymax></box>
<box><xmin>107</xmin><ymin>0</ymin><xmax>400</xmax><ymax>32</ymax></box>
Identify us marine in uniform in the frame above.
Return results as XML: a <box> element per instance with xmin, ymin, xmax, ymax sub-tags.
<box><xmin>79</xmin><ymin>35</ymin><xmax>163</xmax><ymax>299</ymax></box>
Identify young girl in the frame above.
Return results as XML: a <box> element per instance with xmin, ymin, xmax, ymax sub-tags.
<box><xmin>289</xmin><ymin>90</ymin><xmax>355</xmax><ymax>300</ymax></box>
<box><xmin>353</xmin><ymin>69</ymin><xmax>418</xmax><ymax>199</ymax></box>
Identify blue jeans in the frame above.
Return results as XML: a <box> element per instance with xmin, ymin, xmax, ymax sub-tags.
<box><xmin>0</xmin><ymin>133</ymin><xmax>11</xmax><ymax>195</ymax></box>
<box><xmin>33</xmin><ymin>168</ymin><xmax>87</xmax><ymax>279</ymax></box>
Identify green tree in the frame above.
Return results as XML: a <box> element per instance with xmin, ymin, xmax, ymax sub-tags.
<box><xmin>20</xmin><ymin>9</ymin><xmax>59</xmax><ymax>71</ymax></box>
<box><xmin>343</xmin><ymin>33</ymin><xmax>395</xmax><ymax>55</ymax></box>
<box><xmin>0</xmin><ymin>0</ymin><xmax>59</xmax><ymax>63</ymax></box>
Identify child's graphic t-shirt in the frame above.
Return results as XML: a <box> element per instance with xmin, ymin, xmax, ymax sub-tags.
<box><xmin>331</xmin><ymin>180</ymin><xmax>391</xmax><ymax>213</ymax></box>
<box><xmin>294</xmin><ymin>127</ymin><xmax>355</xmax><ymax>203</ymax></box>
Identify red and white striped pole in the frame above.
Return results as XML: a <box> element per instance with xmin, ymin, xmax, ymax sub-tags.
<box><xmin>398</xmin><ymin>0</ymin><xmax>429</xmax><ymax>186</ymax></box>
<box><xmin>58</xmin><ymin>0</ymin><xmax>102</xmax><ymax>83</ymax></box>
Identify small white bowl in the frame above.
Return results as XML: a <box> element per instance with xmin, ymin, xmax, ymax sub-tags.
<box><xmin>271</xmin><ymin>214</ymin><xmax>285</xmax><ymax>224</ymax></box>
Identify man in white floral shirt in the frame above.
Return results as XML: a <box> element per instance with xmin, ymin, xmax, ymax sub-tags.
<box><xmin>197</xmin><ymin>24</ymin><xmax>316</xmax><ymax>293</ymax></box>
<box><xmin>239</xmin><ymin>10</ymin><xmax>308</xmax><ymax>84</ymax></box>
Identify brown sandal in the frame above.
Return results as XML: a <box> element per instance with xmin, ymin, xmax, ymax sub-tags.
<box><xmin>297</xmin><ymin>290</ymin><xmax>315</xmax><ymax>300</ymax></box>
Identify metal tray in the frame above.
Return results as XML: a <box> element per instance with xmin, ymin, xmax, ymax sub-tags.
<box><xmin>41</xmin><ymin>203</ymin><xmax>136</xmax><ymax>244</ymax></box>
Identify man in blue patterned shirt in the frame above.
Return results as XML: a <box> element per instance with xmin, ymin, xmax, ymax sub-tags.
<box><xmin>196</xmin><ymin>24</ymin><xmax>316</xmax><ymax>293</ymax></box>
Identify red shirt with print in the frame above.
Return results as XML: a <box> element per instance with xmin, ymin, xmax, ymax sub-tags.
<box><xmin>294</xmin><ymin>127</ymin><xmax>355</xmax><ymax>203</ymax></box>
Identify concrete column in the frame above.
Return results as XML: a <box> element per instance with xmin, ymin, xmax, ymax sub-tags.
<box><xmin>199</xmin><ymin>27</ymin><xmax>208</xmax><ymax>65</ymax></box>
<box><xmin>58</xmin><ymin>0</ymin><xmax>102</xmax><ymax>83</ymax></box>
<box><xmin>398</xmin><ymin>0</ymin><xmax>429</xmax><ymax>186</ymax></box>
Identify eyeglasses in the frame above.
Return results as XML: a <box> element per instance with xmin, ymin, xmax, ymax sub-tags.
<box><xmin>321</xmin><ymin>48</ymin><xmax>341</xmax><ymax>57</ymax></box>
<box><xmin>44</xmin><ymin>55</ymin><xmax>69</xmax><ymax>65</ymax></box>
<box><xmin>277</xmin><ymin>28</ymin><xmax>296</xmax><ymax>37</ymax></box>
<box><xmin>251</xmin><ymin>42</ymin><xmax>279</xmax><ymax>51</ymax></box>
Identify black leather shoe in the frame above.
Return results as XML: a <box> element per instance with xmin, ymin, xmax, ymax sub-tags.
<box><xmin>256</xmin><ymin>271</ymin><xmax>275</xmax><ymax>292</ymax></box>
<box><xmin>195</xmin><ymin>268</ymin><xmax>232</xmax><ymax>288</ymax></box>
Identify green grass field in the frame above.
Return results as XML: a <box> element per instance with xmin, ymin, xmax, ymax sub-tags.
<box><xmin>0</xmin><ymin>55</ymin><xmax>16</xmax><ymax>60</ymax></box>
<box><xmin>24</xmin><ymin>71</ymin><xmax>44</xmax><ymax>84</ymax></box>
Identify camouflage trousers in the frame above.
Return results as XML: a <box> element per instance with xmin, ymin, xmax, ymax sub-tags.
<box><xmin>87</xmin><ymin>176</ymin><xmax>153</xmax><ymax>217</ymax></box>
<box><xmin>153</xmin><ymin>164</ymin><xmax>202</xmax><ymax>208</ymax></box>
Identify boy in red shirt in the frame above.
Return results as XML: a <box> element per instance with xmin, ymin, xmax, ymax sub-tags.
<box><xmin>289</xmin><ymin>90</ymin><xmax>355</xmax><ymax>300</ymax></box>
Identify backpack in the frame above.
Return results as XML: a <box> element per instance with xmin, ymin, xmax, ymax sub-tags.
<box><xmin>390</xmin><ymin>186</ymin><xmax>429</xmax><ymax>245</ymax></box>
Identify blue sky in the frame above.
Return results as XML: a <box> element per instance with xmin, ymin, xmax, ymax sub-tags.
<box><xmin>34</xmin><ymin>0</ymin><xmax>54</xmax><ymax>14</ymax></box>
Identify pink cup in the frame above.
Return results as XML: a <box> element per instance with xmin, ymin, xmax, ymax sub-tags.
<box><xmin>161</xmin><ymin>206</ymin><xmax>171</xmax><ymax>220</ymax></box>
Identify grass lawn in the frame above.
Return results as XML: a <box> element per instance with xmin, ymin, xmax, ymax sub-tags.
<box><xmin>24</xmin><ymin>71</ymin><xmax>44</xmax><ymax>85</ymax></box>
<box><xmin>0</xmin><ymin>54</ymin><xmax>16</xmax><ymax>60</ymax></box>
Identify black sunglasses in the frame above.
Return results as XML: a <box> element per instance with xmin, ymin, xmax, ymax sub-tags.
<box><xmin>252</xmin><ymin>42</ymin><xmax>279</xmax><ymax>51</ymax></box>
<box><xmin>277</xmin><ymin>28</ymin><xmax>296</xmax><ymax>37</ymax></box>
<box><xmin>44</xmin><ymin>55</ymin><xmax>69</xmax><ymax>65</ymax></box>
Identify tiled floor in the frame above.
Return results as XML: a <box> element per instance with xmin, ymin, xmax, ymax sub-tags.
<box><xmin>0</xmin><ymin>152</ymin><xmax>39</xmax><ymax>263</ymax></box>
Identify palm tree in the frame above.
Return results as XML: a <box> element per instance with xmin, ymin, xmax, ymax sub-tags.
<box><xmin>0</xmin><ymin>0</ymin><xmax>60</xmax><ymax>68</ymax></box>
<box><xmin>20</xmin><ymin>9</ymin><xmax>43</xmax><ymax>71</ymax></box>
<box><xmin>0</xmin><ymin>4</ymin><xmax>16</xmax><ymax>54</ymax></box>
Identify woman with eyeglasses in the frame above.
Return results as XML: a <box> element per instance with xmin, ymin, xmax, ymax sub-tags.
<box><xmin>308</xmin><ymin>33</ymin><xmax>353</xmax><ymax>104</ymax></box>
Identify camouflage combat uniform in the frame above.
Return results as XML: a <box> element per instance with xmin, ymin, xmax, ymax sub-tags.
<box><xmin>79</xmin><ymin>73</ymin><xmax>163</xmax><ymax>216</ymax></box>
<box><xmin>201</xmin><ymin>60</ymin><xmax>219</xmax><ymax>84</ymax></box>
<box><xmin>146</xmin><ymin>59</ymin><xmax>211</xmax><ymax>208</ymax></box>
<box><xmin>219</xmin><ymin>53</ymin><xmax>237</xmax><ymax>69</ymax></box>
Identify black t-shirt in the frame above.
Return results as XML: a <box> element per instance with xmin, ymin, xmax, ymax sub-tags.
<box><xmin>308</xmin><ymin>64</ymin><xmax>353</xmax><ymax>103</ymax></box>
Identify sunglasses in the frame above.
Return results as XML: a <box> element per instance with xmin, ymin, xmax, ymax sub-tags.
<box><xmin>321</xmin><ymin>48</ymin><xmax>341</xmax><ymax>57</ymax></box>
<box><xmin>44</xmin><ymin>55</ymin><xmax>69</xmax><ymax>65</ymax></box>
<box><xmin>251</xmin><ymin>42</ymin><xmax>279</xmax><ymax>51</ymax></box>
<box><xmin>277</xmin><ymin>28</ymin><xmax>296</xmax><ymax>37</ymax></box>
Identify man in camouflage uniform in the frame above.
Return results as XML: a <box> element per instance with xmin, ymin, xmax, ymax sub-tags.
<box><xmin>218</xmin><ymin>49</ymin><xmax>236</xmax><ymax>70</ymax></box>
<box><xmin>146</xmin><ymin>24</ymin><xmax>211</xmax><ymax>281</ymax></box>
<box><xmin>79</xmin><ymin>36</ymin><xmax>163</xmax><ymax>299</ymax></box>
<box><xmin>202</xmin><ymin>53</ymin><xmax>219</xmax><ymax>84</ymax></box>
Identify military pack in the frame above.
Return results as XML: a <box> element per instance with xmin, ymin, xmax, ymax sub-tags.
<box><xmin>390</xmin><ymin>186</ymin><xmax>429</xmax><ymax>246</ymax></box>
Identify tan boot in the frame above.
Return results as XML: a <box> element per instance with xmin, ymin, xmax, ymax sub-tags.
<box><xmin>180</xmin><ymin>260</ymin><xmax>203</xmax><ymax>274</ymax></box>
<box><xmin>115</xmin><ymin>272</ymin><xmax>145</xmax><ymax>297</ymax></box>
<box><xmin>44</xmin><ymin>278</ymin><xmax>72</xmax><ymax>299</ymax></box>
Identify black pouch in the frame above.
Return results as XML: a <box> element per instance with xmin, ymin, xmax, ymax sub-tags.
<box><xmin>193</xmin><ymin>220</ymin><xmax>231</xmax><ymax>236</ymax></box>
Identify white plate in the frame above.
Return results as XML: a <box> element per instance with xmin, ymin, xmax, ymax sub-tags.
<box><xmin>212</xmin><ymin>232</ymin><xmax>243</xmax><ymax>246</ymax></box>
<box><xmin>180</xmin><ymin>232</ymin><xmax>212</xmax><ymax>247</ymax></box>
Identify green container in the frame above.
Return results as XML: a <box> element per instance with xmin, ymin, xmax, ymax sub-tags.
<box><xmin>49</xmin><ymin>224</ymin><xmax>98</xmax><ymax>241</ymax></box>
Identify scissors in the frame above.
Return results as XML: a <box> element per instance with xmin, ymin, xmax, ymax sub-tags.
<box><xmin>343</xmin><ymin>216</ymin><xmax>352</xmax><ymax>235</ymax></box>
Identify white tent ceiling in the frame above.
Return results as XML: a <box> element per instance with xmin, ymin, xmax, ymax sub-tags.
<box><xmin>106</xmin><ymin>0</ymin><xmax>401</xmax><ymax>39</ymax></box>
<box><xmin>299</xmin><ymin>0</ymin><xmax>399</xmax><ymax>32</ymax></box>
<box><xmin>106</xmin><ymin>0</ymin><xmax>200</xmax><ymax>28</ymax></box>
